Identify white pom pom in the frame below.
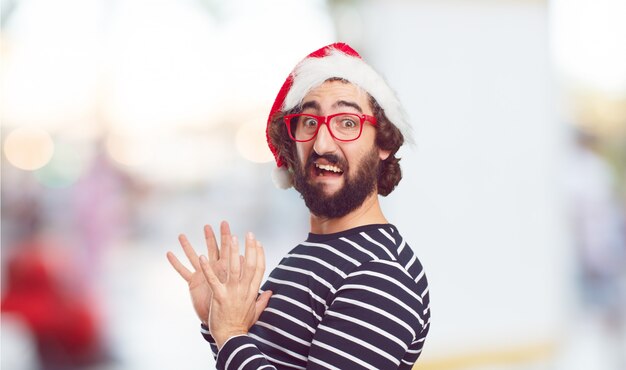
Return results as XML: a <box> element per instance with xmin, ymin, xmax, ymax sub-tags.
<box><xmin>272</xmin><ymin>166</ymin><xmax>293</xmax><ymax>189</ymax></box>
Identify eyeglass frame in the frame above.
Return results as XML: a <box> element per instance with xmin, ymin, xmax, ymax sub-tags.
<box><xmin>283</xmin><ymin>112</ymin><xmax>377</xmax><ymax>142</ymax></box>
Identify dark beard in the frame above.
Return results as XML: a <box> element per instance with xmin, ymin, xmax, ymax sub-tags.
<box><xmin>293</xmin><ymin>147</ymin><xmax>380</xmax><ymax>219</ymax></box>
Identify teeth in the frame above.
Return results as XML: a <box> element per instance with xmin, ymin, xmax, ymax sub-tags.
<box><xmin>315</xmin><ymin>163</ymin><xmax>343</xmax><ymax>173</ymax></box>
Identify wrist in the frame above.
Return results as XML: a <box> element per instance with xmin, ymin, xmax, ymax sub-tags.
<box><xmin>215</xmin><ymin>330</ymin><xmax>248</xmax><ymax>350</ymax></box>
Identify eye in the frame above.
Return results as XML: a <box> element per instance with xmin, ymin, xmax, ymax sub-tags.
<box><xmin>339</xmin><ymin>117</ymin><xmax>358</xmax><ymax>129</ymax></box>
<box><xmin>301</xmin><ymin>116</ymin><xmax>318</xmax><ymax>129</ymax></box>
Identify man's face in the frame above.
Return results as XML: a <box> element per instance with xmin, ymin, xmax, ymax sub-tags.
<box><xmin>291</xmin><ymin>80</ymin><xmax>390</xmax><ymax>218</ymax></box>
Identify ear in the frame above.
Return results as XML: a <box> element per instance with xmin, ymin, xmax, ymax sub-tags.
<box><xmin>379</xmin><ymin>148</ymin><xmax>391</xmax><ymax>161</ymax></box>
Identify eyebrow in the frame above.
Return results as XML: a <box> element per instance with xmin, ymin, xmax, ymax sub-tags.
<box><xmin>300</xmin><ymin>101</ymin><xmax>320</xmax><ymax>111</ymax></box>
<box><xmin>335</xmin><ymin>100</ymin><xmax>363</xmax><ymax>113</ymax></box>
<box><xmin>300</xmin><ymin>100</ymin><xmax>363</xmax><ymax>113</ymax></box>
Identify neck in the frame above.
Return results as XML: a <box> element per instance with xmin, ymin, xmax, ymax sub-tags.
<box><xmin>309</xmin><ymin>191</ymin><xmax>388</xmax><ymax>234</ymax></box>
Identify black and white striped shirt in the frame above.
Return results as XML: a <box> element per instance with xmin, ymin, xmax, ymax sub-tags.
<box><xmin>202</xmin><ymin>224</ymin><xmax>430</xmax><ymax>369</ymax></box>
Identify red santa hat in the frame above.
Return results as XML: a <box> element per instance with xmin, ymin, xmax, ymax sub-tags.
<box><xmin>266</xmin><ymin>42</ymin><xmax>412</xmax><ymax>189</ymax></box>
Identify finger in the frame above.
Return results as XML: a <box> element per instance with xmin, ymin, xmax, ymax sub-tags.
<box><xmin>199</xmin><ymin>255</ymin><xmax>224</xmax><ymax>295</ymax></box>
<box><xmin>203</xmin><ymin>225</ymin><xmax>219</xmax><ymax>261</ymax></box>
<box><xmin>166</xmin><ymin>251</ymin><xmax>192</xmax><ymax>281</ymax></box>
<box><xmin>214</xmin><ymin>228</ymin><xmax>230</xmax><ymax>284</ymax></box>
<box><xmin>256</xmin><ymin>241</ymin><xmax>266</xmax><ymax>278</ymax></box>
<box><xmin>239</xmin><ymin>255</ymin><xmax>245</xmax><ymax>280</ymax></box>
<box><xmin>252</xmin><ymin>290</ymin><xmax>273</xmax><ymax>323</ymax></box>
<box><xmin>251</xmin><ymin>241</ymin><xmax>266</xmax><ymax>291</ymax></box>
<box><xmin>229</xmin><ymin>235</ymin><xmax>241</xmax><ymax>283</ymax></box>
<box><xmin>219</xmin><ymin>221</ymin><xmax>232</xmax><ymax>256</ymax></box>
<box><xmin>178</xmin><ymin>234</ymin><xmax>200</xmax><ymax>271</ymax></box>
<box><xmin>241</xmin><ymin>232</ymin><xmax>257</xmax><ymax>284</ymax></box>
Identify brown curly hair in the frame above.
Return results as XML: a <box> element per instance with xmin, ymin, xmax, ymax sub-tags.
<box><xmin>268</xmin><ymin>85</ymin><xmax>405</xmax><ymax>196</ymax></box>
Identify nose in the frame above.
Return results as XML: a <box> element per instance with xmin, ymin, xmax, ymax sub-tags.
<box><xmin>312</xmin><ymin>122</ymin><xmax>338</xmax><ymax>155</ymax></box>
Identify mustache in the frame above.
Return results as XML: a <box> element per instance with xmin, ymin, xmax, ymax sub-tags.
<box><xmin>306</xmin><ymin>152</ymin><xmax>347</xmax><ymax>169</ymax></box>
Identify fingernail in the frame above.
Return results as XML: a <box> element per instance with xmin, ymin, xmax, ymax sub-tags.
<box><xmin>247</xmin><ymin>231</ymin><xmax>254</xmax><ymax>239</ymax></box>
<box><xmin>199</xmin><ymin>255</ymin><xmax>208</xmax><ymax>264</ymax></box>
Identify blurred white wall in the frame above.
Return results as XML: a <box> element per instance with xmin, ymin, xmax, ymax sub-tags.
<box><xmin>350</xmin><ymin>0</ymin><xmax>570</xmax><ymax>364</ymax></box>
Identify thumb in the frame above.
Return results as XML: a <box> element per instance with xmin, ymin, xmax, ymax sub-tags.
<box><xmin>253</xmin><ymin>290</ymin><xmax>273</xmax><ymax>322</ymax></box>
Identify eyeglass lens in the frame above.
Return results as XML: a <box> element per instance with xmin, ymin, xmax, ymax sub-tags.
<box><xmin>290</xmin><ymin>114</ymin><xmax>362</xmax><ymax>141</ymax></box>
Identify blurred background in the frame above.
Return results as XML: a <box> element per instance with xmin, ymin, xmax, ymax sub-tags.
<box><xmin>1</xmin><ymin>0</ymin><xmax>625</xmax><ymax>369</ymax></box>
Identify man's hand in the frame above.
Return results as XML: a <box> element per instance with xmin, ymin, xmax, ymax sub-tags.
<box><xmin>166</xmin><ymin>221</ymin><xmax>232</xmax><ymax>325</ymax></box>
<box><xmin>199</xmin><ymin>232</ymin><xmax>272</xmax><ymax>349</ymax></box>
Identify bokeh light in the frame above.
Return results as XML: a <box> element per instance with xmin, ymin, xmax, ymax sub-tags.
<box><xmin>33</xmin><ymin>139</ymin><xmax>92</xmax><ymax>188</ymax></box>
<box><xmin>236</xmin><ymin>115</ymin><xmax>274</xmax><ymax>164</ymax></box>
<box><xmin>105</xmin><ymin>131</ymin><xmax>154</xmax><ymax>168</ymax></box>
<box><xmin>3</xmin><ymin>127</ymin><xmax>55</xmax><ymax>170</ymax></box>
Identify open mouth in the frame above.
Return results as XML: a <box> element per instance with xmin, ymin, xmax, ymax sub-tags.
<box><xmin>314</xmin><ymin>162</ymin><xmax>344</xmax><ymax>177</ymax></box>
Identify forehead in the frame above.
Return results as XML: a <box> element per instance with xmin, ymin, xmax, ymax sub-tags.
<box><xmin>301</xmin><ymin>80</ymin><xmax>370</xmax><ymax>110</ymax></box>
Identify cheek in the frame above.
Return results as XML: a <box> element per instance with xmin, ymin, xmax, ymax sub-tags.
<box><xmin>343</xmin><ymin>142</ymin><xmax>377</xmax><ymax>173</ymax></box>
<box><xmin>347</xmin><ymin>133</ymin><xmax>377</xmax><ymax>158</ymax></box>
<box><xmin>361</xmin><ymin>125</ymin><xmax>377</xmax><ymax>143</ymax></box>
<box><xmin>296</xmin><ymin>143</ymin><xmax>311</xmax><ymax>165</ymax></box>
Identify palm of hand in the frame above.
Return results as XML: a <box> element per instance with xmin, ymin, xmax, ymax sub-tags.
<box><xmin>198</xmin><ymin>232</ymin><xmax>272</xmax><ymax>348</ymax></box>
<box><xmin>188</xmin><ymin>269</ymin><xmax>211</xmax><ymax>323</ymax></box>
<box><xmin>167</xmin><ymin>222</ymin><xmax>232</xmax><ymax>325</ymax></box>
<box><xmin>189</xmin><ymin>260</ymin><xmax>227</xmax><ymax>323</ymax></box>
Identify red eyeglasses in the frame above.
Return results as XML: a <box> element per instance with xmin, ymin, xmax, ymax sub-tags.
<box><xmin>284</xmin><ymin>113</ymin><xmax>377</xmax><ymax>142</ymax></box>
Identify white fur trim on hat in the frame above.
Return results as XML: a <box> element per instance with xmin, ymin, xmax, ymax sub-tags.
<box><xmin>283</xmin><ymin>48</ymin><xmax>414</xmax><ymax>144</ymax></box>
<box><xmin>272</xmin><ymin>165</ymin><xmax>293</xmax><ymax>189</ymax></box>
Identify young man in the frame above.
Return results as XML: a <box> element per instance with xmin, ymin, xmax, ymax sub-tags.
<box><xmin>167</xmin><ymin>43</ymin><xmax>430</xmax><ymax>369</ymax></box>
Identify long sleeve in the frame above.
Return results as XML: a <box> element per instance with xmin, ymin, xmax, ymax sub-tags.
<box><xmin>307</xmin><ymin>260</ymin><xmax>429</xmax><ymax>369</ymax></box>
<box><xmin>216</xmin><ymin>335</ymin><xmax>277</xmax><ymax>369</ymax></box>
<box><xmin>200</xmin><ymin>323</ymin><xmax>219</xmax><ymax>360</ymax></box>
<box><xmin>214</xmin><ymin>260</ymin><xmax>429</xmax><ymax>369</ymax></box>
<box><xmin>200</xmin><ymin>224</ymin><xmax>431</xmax><ymax>369</ymax></box>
